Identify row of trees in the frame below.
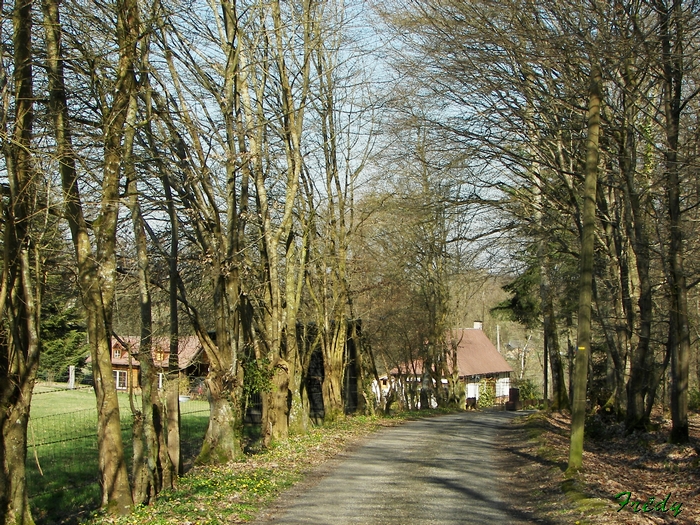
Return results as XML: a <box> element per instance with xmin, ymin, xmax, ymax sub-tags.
<box><xmin>376</xmin><ymin>0</ymin><xmax>700</xmax><ymax>456</ymax></box>
<box><xmin>1</xmin><ymin>0</ymin><xmax>383</xmax><ymax>522</ymax></box>
<box><xmin>4</xmin><ymin>0</ymin><xmax>700</xmax><ymax>522</ymax></box>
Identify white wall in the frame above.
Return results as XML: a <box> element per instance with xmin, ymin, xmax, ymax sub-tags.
<box><xmin>467</xmin><ymin>381</ymin><xmax>479</xmax><ymax>399</ymax></box>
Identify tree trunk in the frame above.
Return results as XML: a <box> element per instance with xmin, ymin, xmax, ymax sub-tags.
<box><xmin>623</xmin><ymin>121</ymin><xmax>654</xmax><ymax>431</ymax></box>
<box><xmin>656</xmin><ymin>0</ymin><xmax>690</xmax><ymax>445</ymax></box>
<box><xmin>146</xmin><ymin>82</ymin><xmax>244</xmax><ymax>464</ymax></box>
<box><xmin>290</xmin><ymin>322</ymin><xmax>313</xmax><ymax>433</ymax></box>
<box><xmin>92</xmin><ymin>326</ymin><xmax>132</xmax><ymax>512</ymax></box>
<box><xmin>541</xmin><ymin>264</ymin><xmax>569</xmax><ymax>411</ymax></box>
<box><xmin>595</xmin><ymin>181</ymin><xmax>629</xmax><ymax>417</ymax></box>
<box><xmin>199</xmin><ymin>369</ymin><xmax>242</xmax><ymax>463</ymax></box>
<box><xmin>0</xmin><ymin>3</ymin><xmax>40</xmax><ymax>522</ymax></box>
<box><xmin>569</xmin><ymin>64</ymin><xmax>602</xmax><ymax>473</ymax></box>
<box><xmin>143</xmin><ymin>87</ymin><xmax>181</xmax><ymax>483</ymax></box>
<box><xmin>1</xmin><ymin>398</ymin><xmax>34</xmax><ymax>525</ymax></box>
<box><xmin>124</xmin><ymin>92</ymin><xmax>167</xmax><ymax>504</ymax></box>
<box><xmin>42</xmin><ymin>0</ymin><xmax>135</xmax><ymax>511</ymax></box>
<box><xmin>165</xmin><ymin>379</ymin><xmax>181</xmax><ymax>478</ymax></box>
<box><xmin>164</xmin><ymin>182</ymin><xmax>181</xmax><ymax>479</ymax></box>
<box><xmin>322</xmin><ymin>322</ymin><xmax>347</xmax><ymax>421</ymax></box>
<box><xmin>263</xmin><ymin>359</ymin><xmax>290</xmax><ymax>446</ymax></box>
<box><xmin>543</xmin><ymin>332</ymin><xmax>549</xmax><ymax>407</ymax></box>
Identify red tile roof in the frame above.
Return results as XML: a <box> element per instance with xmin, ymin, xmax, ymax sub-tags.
<box><xmin>391</xmin><ymin>328</ymin><xmax>513</xmax><ymax>378</ymax></box>
<box><xmin>446</xmin><ymin>328</ymin><xmax>513</xmax><ymax>376</ymax></box>
<box><xmin>108</xmin><ymin>335</ymin><xmax>204</xmax><ymax>369</ymax></box>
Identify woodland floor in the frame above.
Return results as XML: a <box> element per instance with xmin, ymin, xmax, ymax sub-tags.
<box><xmin>497</xmin><ymin>409</ymin><xmax>700</xmax><ymax>524</ymax></box>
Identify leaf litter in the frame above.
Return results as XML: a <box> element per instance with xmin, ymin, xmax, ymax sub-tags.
<box><xmin>496</xmin><ymin>410</ymin><xmax>700</xmax><ymax>524</ymax></box>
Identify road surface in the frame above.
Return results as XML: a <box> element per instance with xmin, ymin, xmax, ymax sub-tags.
<box><xmin>255</xmin><ymin>410</ymin><xmax>533</xmax><ymax>524</ymax></box>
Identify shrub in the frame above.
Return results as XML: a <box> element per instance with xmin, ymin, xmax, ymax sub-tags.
<box><xmin>517</xmin><ymin>379</ymin><xmax>540</xmax><ymax>401</ymax></box>
<box><xmin>689</xmin><ymin>388</ymin><xmax>700</xmax><ymax>412</ymax></box>
<box><xmin>478</xmin><ymin>379</ymin><xmax>495</xmax><ymax>408</ymax></box>
<box><xmin>179</xmin><ymin>374</ymin><xmax>191</xmax><ymax>396</ymax></box>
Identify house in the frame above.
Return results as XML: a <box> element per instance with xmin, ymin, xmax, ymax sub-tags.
<box><xmin>107</xmin><ymin>336</ymin><xmax>208</xmax><ymax>391</ymax></box>
<box><xmin>445</xmin><ymin>326</ymin><xmax>513</xmax><ymax>404</ymax></box>
<box><xmin>383</xmin><ymin>323</ymin><xmax>513</xmax><ymax>408</ymax></box>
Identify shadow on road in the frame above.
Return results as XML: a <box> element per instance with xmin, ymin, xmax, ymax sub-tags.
<box><xmin>255</xmin><ymin>411</ymin><xmax>561</xmax><ymax>524</ymax></box>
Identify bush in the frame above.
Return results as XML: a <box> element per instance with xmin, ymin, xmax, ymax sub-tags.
<box><xmin>478</xmin><ymin>379</ymin><xmax>495</xmax><ymax>408</ymax></box>
<box><xmin>517</xmin><ymin>379</ymin><xmax>540</xmax><ymax>401</ymax></box>
<box><xmin>689</xmin><ymin>388</ymin><xmax>700</xmax><ymax>412</ymax></box>
<box><xmin>584</xmin><ymin>413</ymin><xmax>608</xmax><ymax>439</ymax></box>
<box><xmin>179</xmin><ymin>374</ymin><xmax>191</xmax><ymax>395</ymax></box>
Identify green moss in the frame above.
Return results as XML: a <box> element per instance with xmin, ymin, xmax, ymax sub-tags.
<box><xmin>560</xmin><ymin>478</ymin><xmax>607</xmax><ymax>515</ymax></box>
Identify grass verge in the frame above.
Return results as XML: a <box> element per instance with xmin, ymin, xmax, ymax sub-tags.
<box><xmin>85</xmin><ymin>409</ymin><xmax>454</xmax><ymax>525</ymax></box>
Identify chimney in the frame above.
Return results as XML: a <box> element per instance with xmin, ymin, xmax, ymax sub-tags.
<box><xmin>473</xmin><ymin>321</ymin><xmax>483</xmax><ymax>330</ymax></box>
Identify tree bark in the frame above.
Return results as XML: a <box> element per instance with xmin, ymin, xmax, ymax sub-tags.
<box><xmin>623</xmin><ymin>201</ymin><xmax>653</xmax><ymax>431</ymax></box>
<box><xmin>264</xmin><ymin>359</ymin><xmax>291</xmax><ymax>445</ymax></box>
<box><xmin>541</xmin><ymin>263</ymin><xmax>569</xmax><ymax>411</ymax></box>
<box><xmin>0</xmin><ymin>2</ymin><xmax>40</xmax><ymax>522</ymax></box>
<box><xmin>42</xmin><ymin>0</ymin><xmax>136</xmax><ymax>512</ymax></box>
<box><xmin>163</xmin><ymin>182</ymin><xmax>182</xmax><ymax>479</ymax></box>
<box><xmin>321</xmin><ymin>321</ymin><xmax>347</xmax><ymax>421</ymax></box>
<box><xmin>142</xmin><ymin>78</ymin><xmax>181</xmax><ymax>482</ymax></box>
<box><xmin>124</xmin><ymin>92</ymin><xmax>168</xmax><ymax>504</ymax></box>
<box><xmin>199</xmin><ymin>371</ymin><xmax>241</xmax><ymax>463</ymax></box>
<box><xmin>656</xmin><ymin>0</ymin><xmax>690</xmax><ymax>444</ymax></box>
<box><xmin>569</xmin><ymin>64</ymin><xmax>602</xmax><ymax>473</ymax></box>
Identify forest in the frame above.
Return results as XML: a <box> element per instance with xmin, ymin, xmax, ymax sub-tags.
<box><xmin>2</xmin><ymin>0</ymin><xmax>700</xmax><ymax>523</ymax></box>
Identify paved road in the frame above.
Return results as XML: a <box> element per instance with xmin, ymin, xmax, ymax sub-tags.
<box><xmin>256</xmin><ymin>410</ymin><xmax>532</xmax><ymax>524</ymax></box>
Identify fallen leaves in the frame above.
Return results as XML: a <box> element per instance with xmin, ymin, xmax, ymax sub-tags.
<box><xmin>498</xmin><ymin>410</ymin><xmax>700</xmax><ymax>525</ymax></box>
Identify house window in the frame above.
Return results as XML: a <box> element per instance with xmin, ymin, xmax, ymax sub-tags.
<box><xmin>114</xmin><ymin>370</ymin><xmax>128</xmax><ymax>390</ymax></box>
<box><xmin>155</xmin><ymin>350</ymin><xmax>164</xmax><ymax>362</ymax></box>
<box><xmin>113</xmin><ymin>347</ymin><xmax>121</xmax><ymax>359</ymax></box>
<box><xmin>496</xmin><ymin>377</ymin><xmax>510</xmax><ymax>397</ymax></box>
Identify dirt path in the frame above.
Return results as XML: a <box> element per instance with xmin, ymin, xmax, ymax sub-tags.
<box><xmin>252</xmin><ymin>410</ymin><xmax>534</xmax><ymax>525</ymax></box>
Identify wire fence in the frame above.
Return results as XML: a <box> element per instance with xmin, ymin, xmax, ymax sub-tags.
<box><xmin>27</xmin><ymin>389</ymin><xmax>210</xmax><ymax>524</ymax></box>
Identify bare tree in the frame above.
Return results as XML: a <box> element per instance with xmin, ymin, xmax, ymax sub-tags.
<box><xmin>42</xmin><ymin>0</ymin><xmax>141</xmax><ymax>512</ymax></box>
<box><xmin>656</xmin><ymin>0</ymin><xmax>692</xmax><ymax>444</ymax></box>
<box><xmin>0</xmin><ymin>1</ymin><xmax>42</xmax><ymax>522</ymax></box>
<box><xmin>569</xmin><ymin>64</ymin><xmax>602</xmax><ymax>472</ymax></box>
<box><xmin>304</xmin><ymin>3</ymin><xmax>376</xmax><ymax>420</ymax></box>
<box><xmin>123</xmin><ymin>64</ymin><xmax>174</xmax><ymax>500</ymax></box>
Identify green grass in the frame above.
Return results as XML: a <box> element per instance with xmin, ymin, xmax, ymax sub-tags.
<box><xmin>27</xmin><ymin>384</ymin><xmax>210</xmax><ymax>525</ymax></box>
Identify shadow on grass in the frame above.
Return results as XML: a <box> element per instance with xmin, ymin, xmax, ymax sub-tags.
<box><xmin>502</xmin><ymin>444</ymin><xmax>569</xmax><ymax>473</ymax></box>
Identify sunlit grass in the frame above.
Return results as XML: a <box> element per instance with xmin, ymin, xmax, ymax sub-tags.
<box><xmin>27</xmin><ymin>384</ymin><xmax>210</xmax><ymax>524</ymax></box>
